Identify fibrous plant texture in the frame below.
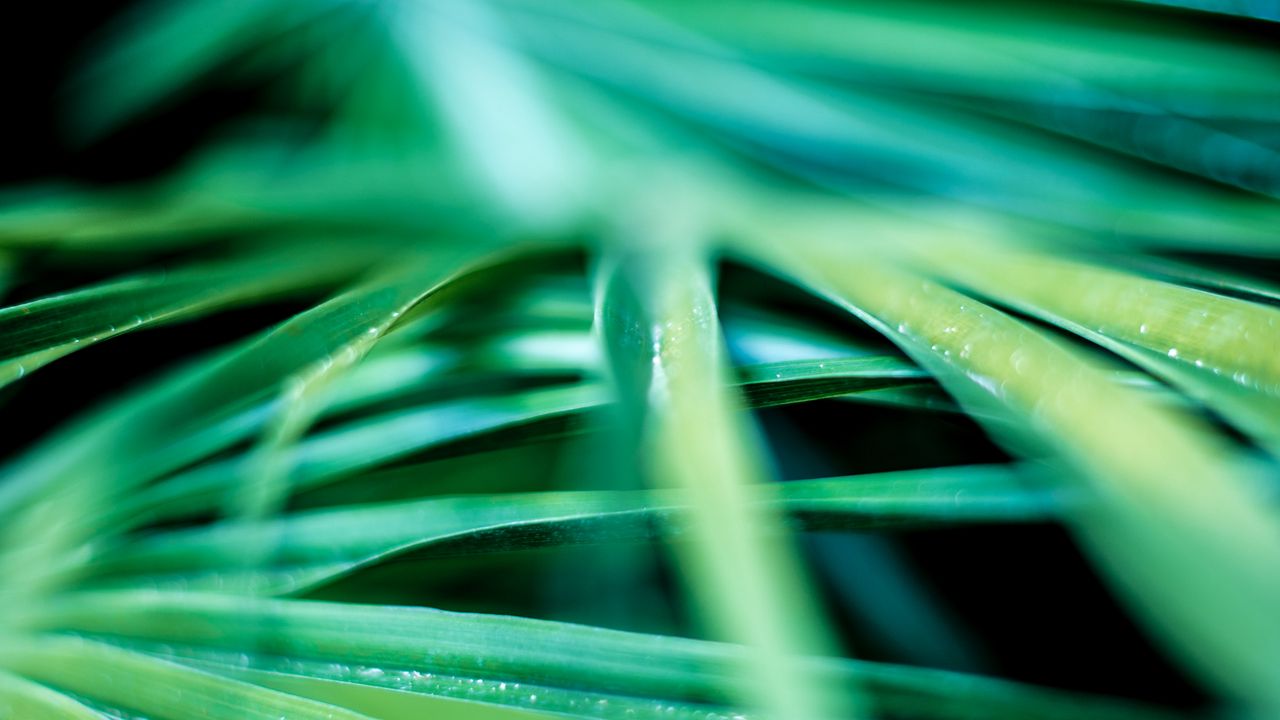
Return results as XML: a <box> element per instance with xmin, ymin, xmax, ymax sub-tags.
<box><xmin>1</xmin><ymin>1</ymin><xmax>1279</xmax><ymax>719</ymax></box>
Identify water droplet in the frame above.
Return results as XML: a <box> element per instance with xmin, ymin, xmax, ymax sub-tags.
<box><xmin>1167</xmin><ymin>348</ymin><xmax>1179</xmax><ymax>358</ymax></box>
<box><xmin>1139</xmin><ymin>323</ymin><xmax>1149</xmax><ymax>334</ymax></box>
<box><xmin>1010</xmin><ymin>350</ymin><xmax>1031</xmax><ymax>374</ymax></box>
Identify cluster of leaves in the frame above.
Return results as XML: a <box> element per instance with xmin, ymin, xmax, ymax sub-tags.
<box><xmin>1</xmin><ymin>0</ymin><xmax>1279</xmax><ymax>718</ymax></box>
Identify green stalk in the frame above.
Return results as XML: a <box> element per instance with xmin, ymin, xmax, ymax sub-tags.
<box><xmin>595</xmin><ymin>187</ymin><xmax>861</xmax><ymax>718</ymax></box>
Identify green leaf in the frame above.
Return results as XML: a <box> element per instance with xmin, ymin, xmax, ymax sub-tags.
<box><xmin>0</xmin><ymin>242</ymin><xmax>516</xmax><ymax>631</ymax></box>
<box><xmin>72</xmin><ymin>0</ymin><xmax>329</xmax><ymax>141</ymax></box>
<box><xmin>596</xmin><ymin>214</ymin><xmax>860</xmax><ymax>718</ymax></box>
<box><xmin>86</xmin><ymin>464</ymin><xmax>1059</xmax><ymax>594</ymax></box>
<box><xmin>180</xmin><ymin>664</ymin><xmax>572</xmax><ymax>720</ymax></box>
<box><xmin>500</xmin><ymin>0</ymin><xmax>1280</xmax><ymax>254</ymax></box>
<box><xmin>736</xmin><ymin>356</ymin><xmax>925</xmax><ymax>408</ymax></box>
<box><xmin>115</xmin><ymin>351</ymin><xmax>930</xmax><ymax>527</ymax></box>
<box><xmin>927</xmin><ymin>248</ymin><xmax>1280</xmax><ymax>455</ymax></box>
<box><xmin>0</xmin><ymin>240</ymin><xmax>377</xmax><ymax>388</ymax></box>
<box><xmin>0</xmin><ymin>670</ymin><xmax>102</xmax><ymax>720</ymax></box>
<box><xmin>1121</xmin><ymin>255</ymin><xmax>1280</xmax><ymax>306</ymax></box>
<box><xmin>171</xmin><ymin>652</ymin><xmax>731</xmax><ymax>720</ymax></box>
<box><xmin>756</xmin><ymin>239</ymin><xmax>1280</xmax><ymax>714</ymax></box>
<box><xmin>629</xmin><ymin>0</ymin><xmax>1280</xmax><ymax>117</ymax></box>
<box><xmin>33</xmin><ymin>592</ymin><xmax>1183</xmax><ymax>720</ymax></box>
<box><xmin>1</xmin><ymin>635</ymin><xmax>377</xmax><ymax>720</ymax></box>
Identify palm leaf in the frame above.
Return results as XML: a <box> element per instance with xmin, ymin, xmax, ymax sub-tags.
<box><xmin>4</xmin><ymin>0</ymin><xmax>1280</xmax><ymax>718</ymax></box>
